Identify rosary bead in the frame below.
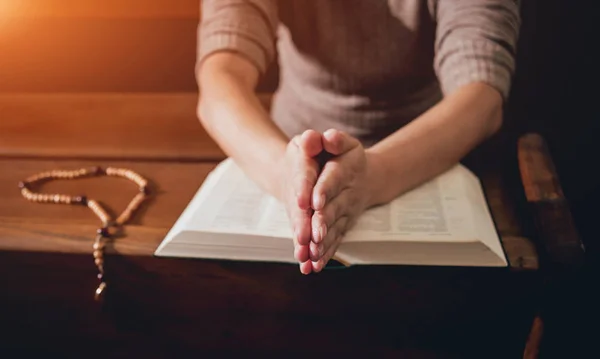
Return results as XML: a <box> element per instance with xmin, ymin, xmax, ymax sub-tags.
<box><xmin>95</xmin><ymin>282</ymin><xmax>107</xmax><ymax>302</ymax></box>
<box><xmin>90</xmin><ymin>166</ymin><xmax>102</xmax><ymax>175</ymax></box>
<box><xmin>19</xmin><ymin>165</ymin><xmax>149</xmax><ymax>302</ymax></box>
<box><xmin>73</xmin><ymin>195</ymin><xmax>87</xmax><ymax>205</ymax></box>
<box><xmin>97</xmin><ymin>227</ymin><xmax>110</xmax><ymax>238</ymax></box>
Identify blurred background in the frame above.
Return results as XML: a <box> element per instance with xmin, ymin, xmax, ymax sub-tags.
<box><xmin>0</xmin><ymin>1</ymin><xmax>598</xmax><ymax>356</ymax></box>
<box><xmin>1</xmin><ymin>0</ymin><xmax>596</xmax><ymax>253</ymax></box>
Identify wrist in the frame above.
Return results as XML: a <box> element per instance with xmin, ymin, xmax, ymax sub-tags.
<box><xmin>364</xmin><ymin>149</ymin><xmax>389</xmax><ymax>208</ymax></box>
<box><xmin>272</xmin><ymin>143</ymin><xmax>290</xmax><ymax>203</ymax></box>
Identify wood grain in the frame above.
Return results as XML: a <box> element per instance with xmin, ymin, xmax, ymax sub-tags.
<box><xmin>517</xmin><ymin>133</ymin><xmax>585</xmax><ymax>268</ymax></box>
<box><xmin>0</xmin><ymin>249</ymin><xmax>539</xmax><ymax>358</ymax></box>
<box><xmin>0</xmin><ymin>0</ymin><xmax>200</xmax><ymax>19</ymax></box>
<box><xmin>1</xmin><ymin>159</ymin><xmax>216</xmax><ymax>228</ymax></box>
<box><xmin>0</xmin><ymin>158</ymin><xmax>538</xmax><ymax>269</ymax></box>
<box><xmin>518</xmin><ymin>134</ymin><xmax>565</xmax><ymax>202</ymax></box>
<box><xmin>0</xmin><ymin>93</ymin><xmax>269</xmax><ymax>161</ymax></box>
<box><xmin>523</xmin><ymin>315</ymin><xmax>544</xmax><ymax>359</ymax></box>
<box><xmin>0</xmin><ymin>107</ymin><xmax>546</xmax><ymax>357</ymax></box>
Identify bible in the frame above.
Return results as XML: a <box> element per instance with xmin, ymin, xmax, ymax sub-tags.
<box><xmin>155</xmin><ymin>158</ymin><xmax>507</xmax><ymax>267</ymax></box>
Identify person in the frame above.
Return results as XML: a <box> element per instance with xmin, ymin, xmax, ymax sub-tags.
<box><xmin>195</xmin><ymin>0</ymin><xmax>520</xmax><ymax>274</ymax></box>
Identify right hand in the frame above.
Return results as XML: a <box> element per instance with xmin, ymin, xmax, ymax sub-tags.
<box><xmin>279</xmin><ymin>130</ymin><xmax>324</xmax><ymax>275</ymax></box>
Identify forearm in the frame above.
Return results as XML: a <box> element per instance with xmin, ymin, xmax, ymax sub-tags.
<box><xmin>198</xmin><ymin>53</ymin><xmax>288</xmax><ymax>199</ymax></box>
<box><xmin>366</xmin><ymin>82</ymin><xmax>503</xmax><ymax>207</ymax></box>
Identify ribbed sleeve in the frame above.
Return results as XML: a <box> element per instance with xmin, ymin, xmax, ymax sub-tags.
<box><xmin>198</xmin><ymin>0</ymin><xmax>279</xmax><ymax>74</ymax></box>
<box><xmin>433</xmin><ymin>0</ymin><xmax>521</xmax><ymax>99</ymax></box>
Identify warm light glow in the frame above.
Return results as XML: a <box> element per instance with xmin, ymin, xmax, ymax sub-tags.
<box><xmin>0</xmin><ymin>0</ymin><xmax>18</xmax><ymax>16</ymax></box>
<box><xmin>0</xmin><ymin>1</ymin><xmax>21</xmax><ymax>31</ymax></box>
<box><xmin>0</xmin><ymin>1</ymin><xmax>199</xmax><ymax>19</ymax></box>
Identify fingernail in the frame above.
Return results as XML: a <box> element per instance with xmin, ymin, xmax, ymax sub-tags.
<box><xmin>319</xmin><ymin>225</ymin><xmax>327</xmax><ymax>243</ymax></box>
<box><xmin>316</xmin><ymin>194</ymin><xmax>325</xmax><ymax>209</ymax></box>
<box><xmin>312</xmin><ymin>226</ymin><xmax>320</xmax><ymax>243</ymax></box>
<box><xmin>299</xmin><ymin>263</ymin><xmax>308</xmax><ymax>275</ymax></box>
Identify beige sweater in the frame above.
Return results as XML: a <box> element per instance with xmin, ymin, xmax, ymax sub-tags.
<box><xmin>198</xmin><ymin>0</ymin><xmax>520</xmax><ymax>146</ymax></box>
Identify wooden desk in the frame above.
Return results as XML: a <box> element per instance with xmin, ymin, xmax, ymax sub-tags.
<box><xmin>0</xmin><ymin>93</ymin><xmax>541</xmax><ymax>358</ymax></box>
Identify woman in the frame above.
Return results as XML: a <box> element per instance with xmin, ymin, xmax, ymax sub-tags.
<box><xmin>196</xmin><ymin>0</ymin><xmax>520</xmax><ymax>274</ymax></box>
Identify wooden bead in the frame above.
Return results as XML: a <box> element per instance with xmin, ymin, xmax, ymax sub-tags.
<box><xmin>116</xmin><ymin>192</ymin><xmax>146</xmax><ymax>225</ymax></box>
<box><xmin>88</xmin><ymin>200</ymin><xmax>110</xmax><ymax>224</ymax></box>
<box><xmin>20</xmin><ymin>165</ymin><xmax>151</xmax><ymax>301</ymax></box>
<box><xmin>73</xmin><ymin>196</ymin><xmax>87</xmax><ymax>205</ymax></box>
<box><xmin>94</xmin><ymin>282</ymin><xmax>106</xmax><ymax>302</ymax></box>
<box><xmin>96</xmin><ymin>227</ymin><xmax>110</xmax><ymax>238</ymax></box>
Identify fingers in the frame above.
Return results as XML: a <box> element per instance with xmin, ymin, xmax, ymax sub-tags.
<box><xmin>312</xmin><ymin>160</ymin><xmax>346</xmax><ymax>211</ymax></box>
<box><xmin>311</xmin><ymin>189</ymin><xmax>348</xmax><ymax>244</ymax></box>
<box><xmin>309</xmin><ymin>216</ymin><xmax>348</xmax><ymax>262</ymax></box>
<box><xmin>293</xmin><ymin>236</ymin><xmax>310</xmax><ymax>263</ymax></box>
<box><xmin>312</xmin><ymin>237</ymin><xmax>342</xmax><ymax>273</ymax></box>
<box><xmin>323</xmin><ymin>129</ymin><xmax>360</xmax><ymax>156</ymax></box>
<box><xmin>299</xmin><ymin>261</ymin><xmax>312</xmax><ymax>275</ymax></box>
<box><xmin>288</xmin><ymin>134</ymin><xmax>319</xmax><ymax>211</ymax></box>
<box><xmin>298</xmin><ymin>129</ymin><xmax>324</xmax><ymax>158</ymax></box>
<box><xmin>295</xmin><ymin>130</ymin><xmax>323</xmax><ymax>210</ymax></box>
<box><xmin>293</xmin><ymin>159</ymin><xmax>318</xmax><ymax>211</ymax></box>
<box><xmin>292</xmin><ymin>203</ymin><xmax>313</xmax><ymax>248</ymax></box>
<box><xmin>311</xmin><ymin>215</ymin><xmax>347</xmax><ymax>272</ymax></box>
<box><xmin>286</xmin><ymin>132</ymin><xmax>321</xmax><ymax>260</ymax></box>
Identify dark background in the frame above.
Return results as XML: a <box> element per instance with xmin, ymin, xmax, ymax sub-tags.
<box><xmin>1</xmin><ymin>1</ymin><xmax>597</xmax><ymax>357</ymax></box>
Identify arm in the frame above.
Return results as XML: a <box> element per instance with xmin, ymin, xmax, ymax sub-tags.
<box><xmin>366</xmin><ymin>82</ymin><xmax>502</xmax><ymax>206</ymax></box>
<box><xmin>365</xmin><ymin>0</ymin><xmax>521</xmax><ymax>207</ymax></box>
<box><xmin>196</xmin><ymin>0</ymin><xmax>286</xmax><ymax>198</ymax></box>
<box><xmin>198</xmin><ymin>53</ymin><xmax>288</xmax><ymax>198</ymax></box>
<box><xmin>197</xmin><ymin>0</ymin><xmax>324</xmax><ymax>272</ymax></box>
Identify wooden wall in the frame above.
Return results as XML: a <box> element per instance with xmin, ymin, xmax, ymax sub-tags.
<box><xmin>1</xmin><ymin>0</ymin><xmax>597</xmax><ymax>233</ymax></box>
<box><xmin>1</xmin><ymin>0</ymin><xmax>597</xmax><ymax>244</ymax></box>
<box><xmin>0</xmin><ymin>0</ymin><xmax>278</xmax><ymax>92</ymax></box>
<box><xmin>0</xmin><ymin>1</ymin><xmax>199</xmax><ymax>92</ymax></box>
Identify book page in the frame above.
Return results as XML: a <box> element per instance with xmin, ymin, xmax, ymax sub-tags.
<box><xmin>256</xmin><ymin>196</ymin><xmax>293</xmax><ymax>238</ymax></box>
<box><xmin>186</xmin><ymin>159</ymin><xmax>291</xmax><ymax>238</ymax></box>
<box><xmin>462</xmin><ymin>171</ymin><xmax>506</xmax><ymax>261</ymax></box>
<box><xmin>345</xmin><ymin>165</ymin><xmax>478</xmax><ymax>243</ymax></box>
<box><xmin>179</xmin><ymin>160</ymin><xmax>494</xmax><ymax>247</ymax></box>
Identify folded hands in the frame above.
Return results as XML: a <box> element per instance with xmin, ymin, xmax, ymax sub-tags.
<box><xmin>279</xmin><ymin>129</ymin><xmax>380</xmax><ymax>274</ymax></box>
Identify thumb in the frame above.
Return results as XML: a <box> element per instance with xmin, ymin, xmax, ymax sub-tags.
<box><xmin>322</xmin><ymin>129</ymin><xmax>361</xmax><ymax>155</ymax></box>
<box><xmin>298</xmin><ymin>129</ymin><xmax>324</xmax><ymax>158</ymax></box>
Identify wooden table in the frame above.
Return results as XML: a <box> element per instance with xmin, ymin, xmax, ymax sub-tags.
<box><xmin>0</xmin><ymin>93</ymin><xmax>547</xmax><ymax>358</ymax></box>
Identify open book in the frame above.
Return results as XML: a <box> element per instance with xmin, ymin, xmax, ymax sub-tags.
<box><xmin>155</xmin><ymin>159</ymin><xmax>507</xmax><ymax>267</ymax></box>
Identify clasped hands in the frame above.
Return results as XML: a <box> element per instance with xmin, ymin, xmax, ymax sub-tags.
<box><xmin>279</xmin><ymin>129</ymin><xmax>380</xmax><ymax>274</ymax></box>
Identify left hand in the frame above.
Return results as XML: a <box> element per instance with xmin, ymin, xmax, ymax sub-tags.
<box><xmin>309</xmin><ymin>129</ymin><xmax>380</xmax><ymax>272</ymax></box>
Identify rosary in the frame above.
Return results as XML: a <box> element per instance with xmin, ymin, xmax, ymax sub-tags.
<box><xmin>19</xmin><ymin>166</ymin><xmax>150</xmax><ymax>302</ymax></box>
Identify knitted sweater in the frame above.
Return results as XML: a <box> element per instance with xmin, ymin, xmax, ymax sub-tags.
<box><xmin>198</xmin><ymin>0</ymin><xmax>520</xmax><ymax>146</ymax></box>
